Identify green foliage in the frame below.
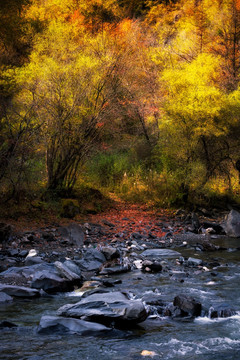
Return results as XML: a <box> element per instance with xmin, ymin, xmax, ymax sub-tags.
<box><xmin>60</xmin><ymin>198</ymin><xmax>80</xmax><ymax>218</ymax></box>
<box><xmin>85</xmin><ymin>151</ymin><xmax>131</xmax><ymax>188</ymax></box>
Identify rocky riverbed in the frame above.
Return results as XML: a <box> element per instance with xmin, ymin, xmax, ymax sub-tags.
<box><xmin>1</xmin><ymin>206</ymin><xmax>240</xmax><ymax>359</ymax></box>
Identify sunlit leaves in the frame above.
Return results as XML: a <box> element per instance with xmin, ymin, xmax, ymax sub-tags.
<box><xmin>162</xmin><ymin>53</ymin><xmax>227</xmax><ymax>138</ymax></box>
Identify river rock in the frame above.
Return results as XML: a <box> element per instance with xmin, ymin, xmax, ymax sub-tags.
<box><xmin>38</xmin><ymin>315</ymin><xmax>111</xmax><ymax>335</ymax></box>
<box><xmin>141</xmin><ymin>293</ymin><xmax>167</xmax><ymax>315</ymax></box>
<box><xmin>173</xmin><ymin>294</ymin><xmax>202</xmax><ymax>318</ymax></box>
<box><xmin>30</xmin><ymin>270</ymin><xmax>73</xmax><ymax>293</ymax></box>
<box><xmin>54</xmin><ymin>261</ymin><xmax>82</xmax><ymax>282</ymax></box>
<box><xmin>141</xmin><ymin>249</ymin><xmax>181</xmax><ymax>259</ymax></box>
<box><xmin>63</xmin><ymin>260</ymin><xmax>82</xmax><ymax>277</ymax></box>
<box><xmin>58</xmin><ymin>224</ymin><xmax>85</xmax><ymax>247</ymax></box>
<box><xmin>76</xmin><ymin>249</ymin><xmax>107</xmax><ymax>271</ymax></box>
<box><xmin>25</xmin><ymin>256</ymin><xmax>44</xmax><ymax>266</ymax></box>
<box><xmin>142</xmin><ymin>260</ymin><xmax>162</xmax><ymax>272</ymax></box>
<box><xmin>99</xmin><ymin>264</ymin><xmax>131</xmax><ymax>275</ymax></box>
<box><xmin>0</xmin><ymin>284</ymin><xmax>40</xmax><ymax>298</ymax></box>
<box><xmin>187</xmin><ymin>257</ymin><xmax>203</xmax><ymax>267</ymax></box>
<box><xmin>202</xmin><ymin>222</ymin><xmax>224</xmax><ymax>235</ymax></box>
<box><xmin>0</xmin><ymin>320</ymin><xmax>17</xmax><ymax>328</ymax></box>
<box><xmin>0</xmin><ymin>291</ymin><xmax>13</xmax><ymax>303</ymax></box>
<box><xmin>57</xmin><ymin>291</ymin><xmax>148</xmax><ymax>326</ymax></box>
<box><xmin>1</xmin><ymin>263</ymin><xmax>56</xmax><ymax>283</ymax></box>
<box><xmin>101</xmin><ymin>247</ymin><xmax>120</xmax><ymax>260</ymax></box>
<box><xmin>224</xmin><ymin>210</ymin><xmax>240</xmax><ymax>237</ymax></box>
<box><xmin>209</xmin><ymin>304</ymin><xmax>237</xmax><ymax>318</ymax></box>
<box><xmin>26</xmin><ymin>249</ymin><xmax>38</xmax><ymax>257</ymax></box>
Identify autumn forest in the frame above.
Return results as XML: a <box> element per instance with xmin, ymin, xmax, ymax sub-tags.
<box><xmin>1</xmin><ymin>0</ymin><xmax>240</xmax><ymax>216</ymax></box>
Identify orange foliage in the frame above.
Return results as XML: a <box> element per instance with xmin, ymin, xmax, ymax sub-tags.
<box><xmin>96</xmin><ymin>122</ymin><xmax>104</xmax><ymax>128</ymax></box>
<box><xmin>236</xmin><ymin>0</ymin><xmax>240</xmax><ymax>10</ymax></box>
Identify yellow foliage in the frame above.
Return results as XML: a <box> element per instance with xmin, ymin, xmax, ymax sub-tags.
<box><xmin>161</xmin><ymin>53</ymin><xmax>228</xmax><ymax>139</ymax></box>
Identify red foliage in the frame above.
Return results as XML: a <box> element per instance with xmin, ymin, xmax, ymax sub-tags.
<box><xmin>88</xmin><ymin>202</ymin><xmax>179</xmax><ymax>243</ymax></box>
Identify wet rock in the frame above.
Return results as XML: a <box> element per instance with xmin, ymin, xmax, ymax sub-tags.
<box><xmin>164</xmin><ymin>303</ymin><xmax>182</xmax><ymax>318</ymax></box>
<box><xmin>142</xmin><ymin>293</ymin><xmax>167</xmax><ymax>316</ymax></box>
<box><xmin>1</xmin><ymin>263</ymin><xmax>54</xmax><ymax>278</ymax></box>
<box><xmin>19</xmin><ymin>250</ymin><xmax>28</xmax><ymax>258</ymax></box>
<box><xmin>202</xmin><ymin>222</ymin><xmax>224</xmax><ymax>235</ymax></box>
<box><xmin>63</xmin><ymin>260</ymin><xmax>82</xmax><ymax>277</ymax></box>
<box><xmin>142</xmin><ymin>260</ymin><xmax>162</xmax><ymax>273</ymax></box>
<box><xmin>24</xmin><ymin>249</ymin><xmax>44</xmax><ymax>266</ymax></box>
<box><xmin>90</xmin><ymin>277</ymin><xmax>122</xmax><ymax>288</ymax></box>
<box><xmin>30</xmin><ymin>270</ymin><xmax>73</xmax><ymax>293</ymax></box>
<box><xmin>25</xmin><ymin>256</ymin><xmax>44</xmax><ymax>266</ymax></box>
<box><xmin>224</xmin><ymin>210</ymin><xmax>240</xmax><ymax>237</ymax></box>
<box><xmin>0</xmin><ymin>320</ymin><xmax>17</xmax><ymax>328</ymax></box>
<box><xmin>196</xmin><ymin>241</ymin><xmax>219</xmax><ymax>251</ymax></box>
<box><xmin>0</xmin><ymin>284</ymin><xmax>40</xmax><ymax>298</ymax></box>
<box><xmin>173</xmin><ymin>294</ymin><xmax>202</xmax><ymax>318</ymax></box>
<box><xmin>170</xmin><ymin>271</ymin><xmax>188</xmax><ymax>282</ymax></box>
<box><xmin>186</xmin><ymin>257</ymin><xmax>203</xmax><ymax>267</ymax></box>
<box><xmin>141</xmin><ymin>249</ymin><xmax>181</xmax><ymax>259</ymax></box>
<box><xmin>57</xmin><ymin>291</ymin><xmax>148</xmax><ymax>326</ymax></box>
<box><xmin>0</xmin><ymin>291</ymin><xmax>13</xmax><ymax>303</ymax></box>
<box><xmin>101</xmin><ymin>247</ymin><xmax>120</xmax><ymax>261</ymax></box>
<box><xmin>101</xmin><ymin>279</ymin><xmax>121</xmax><ymax>287</ymax></box>
<box><xmin>76</xmin><ymin>249</ymin><xmax>106</xmax><ymax>271</ymax></box>
<box><xmin>99</xmin><ymin>264</ymin><xmax>131</xmax><ymax>275</ymax></box>
<box><xmin>141</xmin><ymin>293</ymin><xmax>166</xmax><ymax>307</ymax></box>
<box><xmin>38</xmin><ymin>315</ymin><xmax>111</xmax><ymax>335</ymax></box>
<box><xmin>209</xmin><ymin>304</ymin><xmax>237</xmax><ymax>318</ymax></box>
<box><xmin>54</xmin><ymin>261</ymin><xmax>82</xmax><ymax>282</ymax></box>
<box><xmin>8</xmin><ymin>249</ymin><xmax>19</xmax><ymax>257</ymax></box>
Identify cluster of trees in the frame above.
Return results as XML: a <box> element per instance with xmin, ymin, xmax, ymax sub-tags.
<box><xmin>1</xmin><ymin>0</ymin><xmax>240</xmax><ymax>207</ymax></box>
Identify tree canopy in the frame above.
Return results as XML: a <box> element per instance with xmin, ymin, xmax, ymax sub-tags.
<box><xmin>1</xmin><ymin>0</ymin><xmax>240</xmax><ymax>209</ymax></box>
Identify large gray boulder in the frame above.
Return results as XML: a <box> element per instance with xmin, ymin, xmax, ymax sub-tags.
<box><xmin>63</xmin><ymin>260</ymin><xmax>82</xmax><ymax>277</ymax></box>
<box><xmin>101</xmin><ymin>247</ymin><xmax>120</xmax><ymax>261</ymax></box>
<box><xmin>0</xmin><ymin>284</ymin><xmax>40</xmax><ymax>298</ymax></box>
<box><xmin>54</xmin><ymin>261</ymin><xmax>82</xmax><ymax>282</ymax></box>
<box><xmin>76</xmin><ymin>249</ymin><xmax>107</xmax><ymax>271</ymax></box>
<box><xmin>224</xmin><ymin>210</ymin><xmax>240</xmax><ymax>237</ymax></box>
<box><xmin>25</xmin><ymin>256</ymin><xmax>44</xmax><ymax>266</ymax></box>
<box><xmin>57</xmin><ymin>291</ymin><xmax>147</xmax><ymax>326</ymax></box>
<box><xmin>30</xmin><ymin>270</ymin><xmax>74</xmax><ymax>293</ymax></box>
<box><xmin>38</xmin><ymin>315</ymin><xmax>111</xmax><ymax>335</ymax></box>
<box><xmin>141</xmin><ymin>249</ymin><xmax>181</xmax><ymax>259</ymax></box>
<box><xmin>173</xmin><ymin>294</ymin><xmax>202</xmax><ymax>318</ymax></box>
<box><xmin>58</xmin><ymin>223</ymin><xmax>84</xmax><ymax>247</ymax></box>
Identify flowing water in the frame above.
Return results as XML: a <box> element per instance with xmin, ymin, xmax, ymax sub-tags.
<box><xmin>1</xmin><ymin>238</ymin><xmax>240</xmax><ymax>359</ymax></box>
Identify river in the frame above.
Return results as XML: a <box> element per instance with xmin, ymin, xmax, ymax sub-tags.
<box><xmin>1</xmin><ymin>237</ymin><xmax>240</xmax><ymax>359</ymax></box>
